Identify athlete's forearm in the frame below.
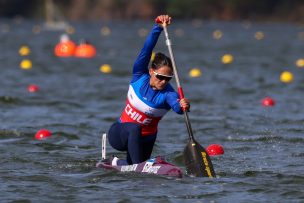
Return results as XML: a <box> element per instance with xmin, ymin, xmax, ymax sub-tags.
<box><xmin>166</xmin><ymin>92</ymin><xmax>184</xmax><ymax>114</ymax></box>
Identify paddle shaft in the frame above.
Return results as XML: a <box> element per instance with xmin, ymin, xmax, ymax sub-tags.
<box><xmin>156</xmin><ymin>18</ymin><xmax>216</xmax><ymax>177</ymax></box>
<box><xmin>162</xmin><ymin>25</ymin><xmax>194</xmax><ymax>142</ymax></box>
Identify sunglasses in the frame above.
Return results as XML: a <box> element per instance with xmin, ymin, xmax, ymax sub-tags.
<box><xmin>153</xmin><ymin>71</ymin><xmax>173</xmax><ymax>81</ymax></box>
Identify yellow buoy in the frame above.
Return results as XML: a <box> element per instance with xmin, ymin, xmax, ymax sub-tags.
<box><xmin>191</xmin><ymin>19</ymin><xmax>203</xmax><ymax>28</ymax></box>
<box><xmin>150</xmin><ymin>52</ymin><xmax>156</xmax><ymax>61</ymax></box>
<box><xmin>32</xmin><ymin>25</ymin><xmax>41</xmax><ymax>34</ymax></box>
<box><xmin>280</xmin><ymin>71</ymin><xmax>293</xmax><ymax>83</ymax></box>
<box><xmin>1</xmin><ymin>24</ymin><xmax>10</xmax><ymax>33</ymax></box>
<box><xmin>298</xmin><ymin>32</ymin><xmax>304</xmax><ymax>41</ymax></box>
<box><xmin>242</xmin><ymin>21</ymin><xmax>252</xmax><ymax>29</ymax></box>
<box><xmin>213</xmin><ymin>29</ymin><xmax>223</xmax><ymax>39</ymax></box>
<box><xmin>65</xmin><ymin>26</ymin><xmax>75</xmax><ymax>34</ymax></box>
<box><xmin>189</xmin><ymin>68</ymin><xmax>202</xmax><ymax>77</ymax></box>
<box><xmin>20</xmin><ymin>59</ymin><xmax>32</xmax><ymax>70</ymax></box>
<box><xmin>221</xmin><ymin>54</ymin><xmax>234</xmax><ymax>64</ymax></box>
<box><xmin>101</xmin><ymin>26</ymin><xmax>111</xmax><ymax>36</ymax></box>
<box><xmin>19</xmin><ymin>46</ymin><xmax>31</xmax><ymax>56</ymax></box>
<box><xmin>255</xmin><ymin>31</ymin><xmax>265</xmax><ymax>40</ymax></box>
<box><xmin>175</xmin><ymin>28</ymin><xmax>184</xmax><ymax>37</ymax></box>
<box><xmin>99</xmin><ymin>64</ymin><xmax>112</xmax><ymax>73</ymax></box>
<box><xmin>295</xmin><ymin>59</ymin><xmax>304</xmax><ymax>68</ymax></box>
<box><xmin>138</xmin><ymin>28</ymin><xmax>148</xmax><ymax>37</ymax></box>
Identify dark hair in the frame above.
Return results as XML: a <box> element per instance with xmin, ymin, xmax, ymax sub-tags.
<box><xmin>151</xmin><ymin>52</ymin><xmax>173</xmax><ymax>70</ymax></box>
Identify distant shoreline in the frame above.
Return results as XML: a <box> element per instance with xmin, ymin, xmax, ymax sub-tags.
<box><xmin>1</xmin><ymin>0</ymin><xmax>304</xmax><ymax>24</ymax></box>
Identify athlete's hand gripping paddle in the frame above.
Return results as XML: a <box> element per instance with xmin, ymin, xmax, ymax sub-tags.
<box><xmin>155</xmin><ymin>17</ymin><xmax>216</xmax><ymax>177</ymax></box>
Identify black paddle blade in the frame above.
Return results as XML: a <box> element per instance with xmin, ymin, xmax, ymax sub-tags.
<box><xmin>183</xmin><ymin>139</ymin><xmax>216</xmax><ymax>177</ymax></box>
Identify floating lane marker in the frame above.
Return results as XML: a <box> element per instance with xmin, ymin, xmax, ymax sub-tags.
<box><xmin>32</xmin><ymin>25</ymin><xmax>41</xmax><ymax>34</ymax></box>
<box><xmin>54</xmin><ymin>34</ymin><xmax>76</xmax><ymax>57</ymax></box>
<box><xmin>74</xmin><ymin>41</ymin><xmax>96</xmax><ymax>58</ymax></box>
<box><xmin>35</xmin><ymin>129</ymin><xmax>52</xmax><ymax>140</ymax></box>
<box><xmin>150</xmin><ymin>52</ymin><xmax>155</xmax><ymax>61</ymax></box>
<box><xmin>65</xmin><ymin>26</ymin><xmax>75</xmax><ymax>34</ymax></box>
<box><xmin>27</xmin><ymin>84</ymin><xmax>40</xmax><ymax>93</ymax></box>
<box><xmin>189</xmin><ymin>68</ymin><xmax>202</xmax><ymax>77</ymax></box>
<box><xmin>213</xmin><ymin>29</ymin><xmax>223</xmax><ymax>40</ymax></box>
<box><xmin>19</xmin><ymin>46</ymin><xmax>31</xmax><ymax>56</ymax></box>
<box><xmin>255</xmin><ymin>31</ymin><xmax>265</xmax><ymax>40</ymax></box>
<box><xmin>100</xmin><ymin>26</ymin><xmax>111</xmax><ymax>36</ymax></box>
<box><xmin>295</xmin><ymin>59</ymin><xmax>304</xmax><ymax>68</ymax></box>
<box><xmin>20</xmin><ymin>59</ymin><xmax>32</xmax><ymax>70</ymax></box>
<box><xmin>206</xmin><ymin>144</ymin><xmax>224</xmax><ymax>156</ymax></box>
<box><xmin>99</xmin><ymin>64</ymin><xmax>112</xmax><ymax>73</ymax></box>
<box><xmin>221</xmin><ymin>54</ymin><xmax>234</xmax><ymax>64</ymax></box>
<box><xmin>138</xmin><ymin>28</ymin><xmax>148</xmax><ymax>38</ymax></box>
<box><xmin>280</xmin><ymin>71</ymin><xmax>293</xmax><ymax>83</ymax></box>
<box><xmin>261</xmin><ymin>97</ymin><xmax>275</xmax><ymax>107</ymax></box>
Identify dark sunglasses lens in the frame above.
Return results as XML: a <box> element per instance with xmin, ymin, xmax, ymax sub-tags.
<box><xmin>156</xmin><ymin>74</ymin><xmax>171</xmax><ymax>81</ymax></box>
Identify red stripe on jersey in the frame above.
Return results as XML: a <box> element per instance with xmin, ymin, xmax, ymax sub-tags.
<box><xmin>120</xmin><ymin>99</ymin><xmax>161</xmax><ymax>136</ymax></box>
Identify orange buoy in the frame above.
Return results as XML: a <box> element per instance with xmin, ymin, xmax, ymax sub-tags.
<box><xmin>74</xmin><ymin>40</ymin><xmax>96</xmax><ymax>58</ymax></box>
<box><xmin>54</xmin><ymin>34</ymin><xmax>76</xmax><ymax>57</ymax></box>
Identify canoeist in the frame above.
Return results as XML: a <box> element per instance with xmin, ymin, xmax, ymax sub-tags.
<box><xmin>108</xmin><ymin>14</ymin><xmax>190</xmax><ymax>166</ymax></box>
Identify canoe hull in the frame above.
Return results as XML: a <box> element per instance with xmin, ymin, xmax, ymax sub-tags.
<box><xmin>96</xmin><ymin>156</ymin><xmax>183</xmax><ymax>178</ymax></box>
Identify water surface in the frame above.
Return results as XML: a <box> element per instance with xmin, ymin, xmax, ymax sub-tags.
<box><xmin>1</xmin><ymin>19</ymin><xmax>304</xmax><ymax>202</ymax></box>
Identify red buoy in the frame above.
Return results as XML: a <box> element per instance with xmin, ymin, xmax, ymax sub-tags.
<box><xmin>27</xmin><ymin>84</ymin><xmax>39</xmax><ymax>93</ymax></box>
<box><xmin>54</xmin><ymin>34</ymin><xmax>76</xmax><ymax>57</ymax></box>
<box><xmin>74</xmin><ymin>40</ymin><xmax>96</xmax><ymax>58</ymax></box>
<box><xmin>261</xmin><ymin>97</ymin><xmax>275</xmax><ymax>107</ymax></box>
<box><xmin>206</xmin><ymin>144</ymin><xmax>224</xmax><ymax>156</ymax></box>
<box><xmin>35</xmin><ymin>129</ymin><xmax>52</xmax><ymax>140</ymax></box>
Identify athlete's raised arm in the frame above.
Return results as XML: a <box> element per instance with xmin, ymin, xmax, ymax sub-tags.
<box><xmin>131</xmin><ymin>15</ymin><xmax>171</xmax><ymax>82</ymax></box>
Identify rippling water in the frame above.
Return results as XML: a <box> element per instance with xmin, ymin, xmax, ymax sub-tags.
<box><xmin>1</xmin><ymin>19</ymin><xmax>304</xmax><ymax>202</ymax></box>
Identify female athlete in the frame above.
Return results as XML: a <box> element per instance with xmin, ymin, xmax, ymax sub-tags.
<box><xmin>108</xmin><ymin>15</ymin><xmax>190</xmax><ymax>166</ymax></box>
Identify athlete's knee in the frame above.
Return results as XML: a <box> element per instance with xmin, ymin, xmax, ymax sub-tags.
<box><xmin>108</xmin><ymin>122</ymin><xmax>126</xmax><ymax>151</ymax></box>
<box><xmin>108</xmin><ymin>123</ymin><xmax>117</xmax><ymax>142</ymax></box>
<box><xmin>108</xmin><ymin>122</ymin><xmax>119</xmax><ymax>136</ymax></box>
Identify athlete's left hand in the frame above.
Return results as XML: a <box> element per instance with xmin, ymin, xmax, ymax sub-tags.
<box><xmin>155</xmin><ymin>15</ymin><xmax>171</xmax><ymax>26</ymax></box>
<box><xmin>179</xmin><ymin>98</ymin><xmax>190</xmax><ymax>111</ymax></box>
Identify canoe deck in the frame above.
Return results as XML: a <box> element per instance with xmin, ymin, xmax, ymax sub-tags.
<box><xmin>96</xmin><ymin>156</ymin><xmax>183</xmax><ymax>178</ymax></box>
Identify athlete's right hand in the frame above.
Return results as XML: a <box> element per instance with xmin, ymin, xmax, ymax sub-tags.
<box><xmin>155</xmin><ymin>15</ymin><xmax>171</xmax><ymax>26</ymax></box>
<box><xmin>179</xmin><ymin>98</ymin><xmax>190</xmax><ymax>112</ymax></box>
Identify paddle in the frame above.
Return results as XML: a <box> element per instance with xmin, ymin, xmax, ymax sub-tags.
<box><xmin>155</xmin><ymin>17</ymin><xmax>216</xmax><ymax>177</ymax></box>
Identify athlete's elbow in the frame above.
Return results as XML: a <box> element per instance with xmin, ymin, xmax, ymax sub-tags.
<box><xmin>175</xmin><ymin>107</ymin><xmax>191</xmax><ymax>115</ymax></box>
<box><xmin>174</xmin><ymin>107</ymin><xmax>184</xmax><ymax>115</ymax></box>
<box><xmin>177</xmin><ymin>111</ymin><xmax>183</xmax><ymax>115</ymax></box>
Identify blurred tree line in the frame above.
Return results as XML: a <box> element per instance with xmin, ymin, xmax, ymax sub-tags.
<box><xmin>0</xmin><ymin>0</ymin><xmax>304</xmax><ymax>21</ymax></box>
